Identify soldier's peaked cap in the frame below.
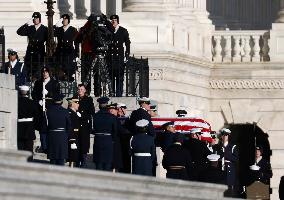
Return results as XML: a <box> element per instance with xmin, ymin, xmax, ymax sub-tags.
<box><xmin>117</xmin><ymin>103</ymin><xmax>127</xmax><ymax>109</ymax></box>
<box><xmin>53</xmin><ymin>93</ymin><xmax>65</xmax><ymax>103</ymax></box>
<box><xmin>162</xmin><ymin>121</ymin><xmax>174</xmax><ymax>129</ymax></box>
<box><xmin>190</xmin><ymin>128</ymin><xmax>203</xmax><ymax>134</ymax></box>
<box><xmin>207</xmin><ymin>154</ymin><xmax>220</xmax><ymax>162</ymax></box>
<box><xmin>97</xmin><ymin>96</ymin><xmax>109</xmax><ymax>104</ymax></box>
<box><xmin>176</xmin><ymin>109</ymin><xmax>187</xmax><ymax>116</ymax></box>
<box><xmin>107</xmin><ymin>103</ymin><xmax>118</xmax><ymax>109</ymax></box>
<box><xmin>19</xmin><ymin>85</ymin><xmax>29</xmax><ymax>91</ymax></box>
<box><xmin>137</xmin><ymin>97</ymin><xmax>150</xmax><ymax>103</ymax></box>
<box><xmin>32</xmin><ymin>12</ymin><xmax>41</xmax><ymax>19</ymax></box>
<box><xmin>7</xmin><ymin>48</ymin><xmax>17</xmax><ymax>55</ymax></box>
<box><xmin>66</xmin><ymin>97</ymin><xmax>79</xmax><ymax>103</ymax></box>
<box><xmin>220</xmin><ymin>128</ymin><xmax>231</xmax><ymax>135</ymax></box>
<box><xmin>136</xmin><ymin>119</ymin><xmax>149</xmax><ymax>128</ymax></box>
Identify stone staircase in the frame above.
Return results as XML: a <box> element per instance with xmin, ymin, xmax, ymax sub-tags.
<box><xmin>0</xmin><ymin>149</ymin><xmax>232</xmax><ymax>200</ymax></box>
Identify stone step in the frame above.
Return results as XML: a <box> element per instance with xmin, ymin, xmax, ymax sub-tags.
<box><xmin>0</xmin><ymin>149</ymin><xmax>229</xmax><ymax>200</ymax></box>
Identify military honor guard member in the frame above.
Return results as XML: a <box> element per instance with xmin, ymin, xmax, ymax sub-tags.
<box><xmin>74</xmin><ymin>84</ymin><xmax>95</xmax><ymax>167</ymax></box>
<box><xmin>176</xmin><ymin>110</ymin><xmax>187</xmax><ymax>117</ymax></box>
<box><xmin>17</xmin><ymin>85</ymin><xmax>39</xmax><ymax>154</ymax></box>
<box><xmin>17</xmin><ymin>12</ymin><xmax>48</xmax><ymax>79</ymax></box>
<box><xmin>199</xmin><ymin>154</ymin><xmax>225</xmax><ymax>184</ymax></box>
<box><xmin>46</xmin><ymin>94</ymin><xmax>71</xmax><ymax>165</ymax></box>
<box><xmin>3</xmin><ymin>49</ymin><xmax>27</xmax><ymax>87</ymax></box>
<box><xmin>54</xmin><ymin>14</ymin><xmax>79</xmax><ymax>81</ymax></box>
<box><xmin>249</xmin><ymin>146</ymin><xmax>272</xmax><ymax>185</ymax></box>
<box><xmin>130</xmin><ymin>119</ymin><xmax>156</xmax><ymax>176</ymax></box>
<box><xmin>183</xmin><ymin>128</ymin><xmax>211</xmax><ymax>181</ymax></box>
<box><xmin>109</xmin><ymin>14</ymin><xmax>131</xmax><ymax>97</ymax></box>
<box><xmin>129</xmin><ymin>97</ymin><xmax>155</xmax><ymax>137</ymax></box>
<box><xmin>160</xmin><ymin>121</ymin><xmax>176</xmax><ymax>152</ymax></box>
<box><xmin>93</xmin><ymin>97</ymin><xmax>118</xmax><ymax>171</ymax></box>
<box><xmin>149</xmin><ymin>105</ymin><xmax>158</xmax><ymax>117</ymax></box>
<box><xmin>219</xmin><ymin>128</ymin><xmax>239</xmax><ymax>197</ymax></box>
<box><xmin>67</xmin><ymin>97</ymin><xmax>81</xmax><ymax>167</ymax></box>
<box><xmin>162</xmin><ymin>134</ymin><xmax>191</xmax><ymax>180</ymax></box>
<box><xmin>32</xmin><ymin>67</ymin><xmax>60</xmax><ymax>153</ymax></box>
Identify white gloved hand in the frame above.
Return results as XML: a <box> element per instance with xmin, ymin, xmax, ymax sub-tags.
<box><xmin>55</xmin><ymin>19</ymin><xmax>62</xmax><ymax>27</ymax></box>
<box><xmin>71</xmin><ymin>143</ymin><xmax>77</xmax><ymax>149</ymax></box>
<box><xmin>76</xmin><ymin>112</ymin><xmax>82</xmax><ymax>118</ymax></box>
<box><xmin>26</xmin><ymin>18</ymin><xmax>34</xmax><ymax>26</ymax></box>
<box><xmin>39</xmin><ymin>100</ymin><xmax>43</xmax><ymax>106</ymax></box>
<box><xmin>42</xmin><ymin>89</ymin><xmax>48</xmax><ymax>95</ymax></box>
<box><xmin>75</xmin><ymin>57</ymin><xmax>80</xmax><ymax>62</ymax></box>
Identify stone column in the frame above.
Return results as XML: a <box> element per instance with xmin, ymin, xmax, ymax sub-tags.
<box><xmin>75</xmin><ymin>0</ymin><xmax>87</xmax><ymax>19</ymax></box>
<box><xmin>276</xmin><ymin>0</ymin><xmax>284</xmax><ymax>22</ymax></box>
<box><xmin>57</xmin><ymin>0</ymin><xmax>72</xmax><ymax>17</ymax></box>
<box><xmin>123</xmin><ymin>0</ymin><xmax>164</xmax><ymax>12</ymax></box>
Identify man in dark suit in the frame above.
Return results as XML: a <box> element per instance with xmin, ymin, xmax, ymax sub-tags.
<box><xmin>162</xmin><ymin>134</ymin><xmax>191</xmax><ymax>180</ymax></box>
<box><xmin>128</xmin><ymin>97</ymin><xmax>155</xmax><ymax>137</ymax></box>
<box><xmin>17</xmin><ymin>12</ymin><xmax>48</xmax><ymax>79</ymax></box>
<box><xmin>73</xmin><ymin>84</ymin><xmax>95</xmax><ymax>168</ymax></box>
<box><xmin>130</xmin><ymin>119</ymin><xmax>156</xmax><ymax>176</ymax></box>
<box><xmin>3</xmin><ymin>49</ymin><xmax>27</xmax><ymax>87</ymax></box>
<box><xmin>46</xmin><ymin>94</ymin><xmax>71</xmax><ymax>166</ymax></box>
<box><xmin>54</xmin><ymin>14</ymin><xmax>79</xmax><ymax>81</ymax></box>
<box><xmin>93</xmin><ymin>97</ymin><xmax>118</xmax><ymax>171</ymax></box>
<box><xmin>17</xmin><ymin>85</ymin><xmax>39</xmax><ymax>155</ymax></box>
<box><xmin>67</xmin><ymin>97</ymin><xmax>80</xmax><ymax>167</ymax></box>
<box><xmin>108</xmin><ymin>14</ymin><xmax>131</xmax><ymax>97</ymax></box>
<box><xmin>32</xmin><ymin>67</ymin><xmax>60</xmax><ymax>153</ymax></box>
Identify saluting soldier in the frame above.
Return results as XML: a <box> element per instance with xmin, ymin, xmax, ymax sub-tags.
<box><xmin>162</xmin><ymin>134</ymin><xmax>191</xmax><ymax>180</ymax></box>
<box><xmin>67</xmin><ymin>97</ymin><xmax>80</xmax><ymax>167</ymax></box>
<box><xmin>46</xmin><ymin>94</ymin><xmax>71</xmax><ymax>166</ymax></box>
<box><xmin>17</xmin><ymin>85</ymin><xmax>39</xmax><ymax>155</ymax></box>
<box><xmin>108</xmin><ymin>14</ymin><xmax>131</xmax><ymax>97</ymax></box>
<box><xmin>93</xmin><ymin>97</ymin><xmax>118</xmax><ymax>171</ymax></box>
<box><xmin>32</xmin><ymin>67</ymin><xmax>60</xmax><ymax>153</ymax></box>
<box><xmin>130</xmin><ymin>119</ymin><xmax>156</xmax><ymax>176</ymax></box>
<box><xmin>17</xmin><ymin>12</ymin><xmax>48</xmax><ymax>79</ymax></box>
<box><xmin>3</xmin><ymin>49</ymin><xmax>27</xmax><ymax>87</ymax></box>
<box><xmin>219</xmin><ymin>128</ymin><xmax>239</xmax><ymax>197</ymax></box>
<box><xmin>73</xmin><ymin>84</ymin><xmax>95</xmax><ymax>167</ymax></box>
<box><xmin>129</xmin><ymin>97</ymin><xmax>155</xmax><ymax>137</ymax></box>
<box><xmin>183</xmin><ymin>128</ymin><xmax>211</xmax><ymax>181</ymax></box>
<box><xmin>54</xmin><ymin>14</ymin><xmax>79</xmax><ymax>81</ymax></box>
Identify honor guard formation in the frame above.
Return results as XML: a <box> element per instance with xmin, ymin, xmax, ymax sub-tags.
<box><xmin>0</xmin><ymin>11</ymin><xmax>275</xmax><ymax>199</ymax></box>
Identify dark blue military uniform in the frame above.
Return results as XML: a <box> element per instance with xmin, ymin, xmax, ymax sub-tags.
<box><xmin>129</xmin><ymin>108</ymin><xmax>155</xmax><ymax>137</ymax></box>
<box><xmin>17</xmin><ymin>95</ymin><xmax>39</xmax><ymax>152</ymax></box>
<box><xmin>161</xmin><ymin>130</ymin><xmax>176</xmax><ymax>152</ymax></box>
<box><xmin>93</xmin><ymin>108</ymin><xmax>118</xmax><ymax>171</ymax></box>
<box><xmin>68</xmin><ymin>108</ymin><xmax>80</xmax><ymax>163</ymax></box>
<box><xmin>183</xmin><ymin>137</ymin><xmax>211</xmax><ymax>181</ymax></box>
<box><xmin>249</xmin><ymin>157</ymin><xmax>272</xmax><ymax>185</ymax></box>
<box><xmin>130</xmin><ymin>132</ymin><xmax>156</xmax><ymax>176</ymax></box>
<box><xmin>223</xmin><ymin>144</ymin><xmax>238</xmax><ymax>186</ymax></box>
<box><xmin>46</xmin><ymin>103</ymin><xmax>71</xmax><ymax>165</ymax></box>
<box><xmin>108</xmin><ymin>24</ymin><xmax>131</xmax><ymax>97</ymax></box>
<box><xmin>17</xmin><ymin>22</ymin><xmax>48</xmax><ymax>78</ymax></box>
<box><xmin>3</xmin><ymin>60</ymin><xmax>27</xmax><ymax>86</ymax></box>
<box><xmin>162</xmin><ymin>142</ymin><xmax>191</xmax><ymax>180</ymax></box>
<box><xmin>54</xmin><ymin>24</ymin><xmax>79</xmax><ymax>80</ymax></box>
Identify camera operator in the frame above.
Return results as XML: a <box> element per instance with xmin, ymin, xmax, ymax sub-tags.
<box><xmin>108</xmin><ymin>15</ymin><xmax>131</xmax><ymax>97</ymax></box>
<box><xmin>76</xmin><ymin>13</ymin><xmax>114</xmax><ymax>96</ymax></box>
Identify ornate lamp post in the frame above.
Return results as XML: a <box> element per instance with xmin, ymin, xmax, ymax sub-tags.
<box><xmin>45</xmin><ymin>0</ymin><xmax>56</xmax><ymax>57</ymax></box>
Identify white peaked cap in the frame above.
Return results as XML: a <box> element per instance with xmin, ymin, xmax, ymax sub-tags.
<box><xmin>207</xmin><ymin>154</ymin><xmax>220</xmax><ymax>161</ymax></box>
<box><xmin>136</xmin><ymin>119</ymin><xmax>149</xmax><ymax>127</ymax></box>
<box><xmin>249</xmin><ymin>164</ymin><xmax>260</xmax><ymax>171</ymax></box>
<box><xmin>221</xmin><ymin>128</ymin><xmax>231</xmax><ymax>134</ymax></box>
<box><xmin>201</xmin><ymin>131</ymin><xmax>211</xmax><ymax>137</ymax></box>
<box><xmin>19</xmin><ymin>85</ymin><xmax>30</xmax><ymax>91</ymax></box>
<box><xmin>117</xmin><ymin>103</ymin><xmax>126</xmax><ymax>108</ymax></box>
<box><xmin>137</xmin><ymin>97</ymin><xmax>150</xmax><ymax>102</ymax></box>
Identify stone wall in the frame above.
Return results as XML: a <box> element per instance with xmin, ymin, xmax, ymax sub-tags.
<box><xmin>0</xmin><ymin>73</ymin><xmax>17</xmax><ymax>149</ymax></box>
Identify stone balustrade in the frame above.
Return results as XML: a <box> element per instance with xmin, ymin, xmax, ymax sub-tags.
<box><xmin>212</xmin><ymin>30</ymin><xmax>270</xmax><ymax>63</ymax></box>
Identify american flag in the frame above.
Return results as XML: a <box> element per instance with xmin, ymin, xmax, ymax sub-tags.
<box><xmin>152</xmin><ymin>117</ymin><xmax>212</xmax><ymax>142</ymax></box>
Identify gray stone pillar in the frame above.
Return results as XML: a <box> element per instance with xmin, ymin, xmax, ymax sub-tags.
<box><xmin>123</xmin><ymin>0</ymin><xmax>164</xmax><ymax>12</ymax></box>
<box><xmin>75</xmin><ymin>0</ymin><xmax>87</xmax><ymax>19</ymax></box>
<box><xmin>276</xmin><ymin>0</ymin><xmax>284</xmax><ymax>22</ymax></box>
<box><xmin>57</xmin><ymin>0</ymin><xmax>72</xmax><ymax>17</ymax></box>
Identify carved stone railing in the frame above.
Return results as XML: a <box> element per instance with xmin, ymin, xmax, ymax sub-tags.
<box><xmin>212</xmin><ymin>30</ymin><xmax>270</xmax><ymax>63</ymax></box>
